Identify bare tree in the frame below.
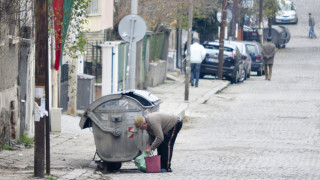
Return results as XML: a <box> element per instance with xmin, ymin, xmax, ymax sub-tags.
<box><xmin>113</xmin><ymin>0</ymin><xmax>219</xmax><ymax>34</ymax></box>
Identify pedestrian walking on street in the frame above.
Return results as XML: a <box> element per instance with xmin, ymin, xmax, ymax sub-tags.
<box><xmin>134</xmin><ymin>112</ymin><xmax>183</xmax><ymax>172</ymax></box>
<box><xmin>309</xmin><ymin>12</ymin><xmax>316</xmax><ymax>38</ymax></box>
<box><xmin>262</xmin><ymin>37</ymin><xmax>277</xmax><ymax>80</ymax></box>
<box><xmin>188</xmin><ymin>37</ymin><xmax>206</xmax><ymax>87</ymax></box>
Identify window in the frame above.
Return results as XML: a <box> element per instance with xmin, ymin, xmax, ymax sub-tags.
<box><xmin>87</xmin><ymin>0</ymin><xmax>99</xmax><ymax>15</ymax></box>
<box><xmin>246</xmin><ymin>44</ymin><xmax>258</xmax><ymax>54</ymax></box>
<box><xmin>204</xmin><ymin>44</ymin><xmax>219</xmax><ymax>50</ymax></box>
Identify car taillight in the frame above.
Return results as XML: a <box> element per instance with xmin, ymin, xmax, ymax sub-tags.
<box><xmin>256</xmin><ymin>55</ymin><xmax>262</xmax><ymax>62</ymax></box>
<box><xmin>232</xmin><ymin>52</ymin><xmax>236</xmax><ymax>58</ymax></box>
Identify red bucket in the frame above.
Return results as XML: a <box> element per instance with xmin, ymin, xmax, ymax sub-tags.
<box><xmin>145</xmin><ymin>155</ymin><xmax>161</xmax><ymax>173</ymax></box>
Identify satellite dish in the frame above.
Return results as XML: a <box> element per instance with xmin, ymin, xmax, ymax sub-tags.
<box><xmin>217</xmin><ymin>9</ymin><xmax>232</xmax><ymax>24</ymax></box>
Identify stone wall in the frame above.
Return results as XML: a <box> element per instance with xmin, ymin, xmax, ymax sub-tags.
<box><xmin>0</xmin><ymin>24</ymin><xmax>19</xmax><ymax>144</ymax></box>
<box><xmin>0</xmin><ymin>85</ymin><xmax>19</xmax><ymax>145</ymax></box>
<box><xmin>0</xmin><ymin>108</ymin><xmax>10</xmax><ymax>145</ymax></box>
<box><xmin>147</xmin><ymin>60</ymin><xmax>167</xmax><ymax>87</ymax></box>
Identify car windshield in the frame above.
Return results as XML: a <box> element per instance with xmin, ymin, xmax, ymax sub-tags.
<box><xmin>203</xmin><ymin>44</ymin><xmax>234</xmax><ymax>52</ymax></box>
<box><xmin>246</xmin><ymin>44</ymin><xmax>258</xmax><ymax>54</ymax></box>
<box><xmin>230</xmin><ymin>43</ymin><xmax>244</xmax><ymax>53</ymax></box>
<box><xmin>279</xmin><ymin>1</ymin><xmax>294</xmax><ymax>11</ymax></box>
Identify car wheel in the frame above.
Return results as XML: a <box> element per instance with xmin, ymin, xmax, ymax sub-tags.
<box><xmin>106</xmin><ymin>162</ymin><xmax>122</xmax><ymax>172</ymax></box>
<box><xmin>244</xmin><ymin>69</ymin><xmax>247</xmax><ymax>80</ymax></box>
<box><xmin>247</xmin><ymin>69</ymin><xmax>251</xmax><ymax>78</ymax></box>
<box><xmin>257</xmin><ymin>69</ymin><xmax>262</xmax><ymax>76</ymax></box>
<box><xmin>239</xmin><ymin>69</ymin><xmax>246</xmax><ymax>82</ymax></box>
<box><xmin>97</xmin><ymin>161</ymin><xmax>122</xmax><ymax>173</ymax></box>
<box><xmin>231</xmin><ymin>69</ymin><xmax>238</xmax><ymax>84</ymax></box>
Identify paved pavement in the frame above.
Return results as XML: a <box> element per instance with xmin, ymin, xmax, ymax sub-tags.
<box><xmin>0</xmin><ymin>72</ymin><xmax>229</xmax><ymax>180</ymax></box>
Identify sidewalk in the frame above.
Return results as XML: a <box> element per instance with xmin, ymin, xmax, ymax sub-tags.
<box><xmin>61</xmin><ymin>72</ymin><xmax>229</xmax><ymax>134</ymax></box>
<box><xmin>0</xmin><ymin>72</ymin><xmax>229</xmax><ymax>180</ymax></box>
<box><xmin>147</xmin><ymin>72</ymin><xmax>229</xmax><ymax>118</ymax></box>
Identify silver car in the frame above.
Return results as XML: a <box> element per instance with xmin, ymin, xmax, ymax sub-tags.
<box><xmin>274</xmin><ymin>0</ymin><xmax>298</xmax><ymax>24</ymax></box>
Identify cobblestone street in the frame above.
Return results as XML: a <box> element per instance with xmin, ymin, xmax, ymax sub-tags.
<box><xmin>106</xmin><ymin>1</ymin><xmax>320</xmax><ymax>179</ymax></box>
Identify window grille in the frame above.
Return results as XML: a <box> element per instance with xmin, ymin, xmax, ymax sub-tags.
<box><xmin>87</xmin><ymin>0</ymin><xmax>99</xmax><ymax>15</ymax></box>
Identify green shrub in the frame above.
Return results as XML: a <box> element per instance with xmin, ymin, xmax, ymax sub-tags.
<box><xmin>46</xmin><ymin>175</ymin><xmax>56</xmax><ymax>180</ymax></box>
<box><xmin>18</xmin><ymin>133</ymin><xmax>34</xmax><ymax>149</ymax></box>
<box><xmin>2</xmin><ymin>144</ymin><xmax>16</xmax><ymax>151</ymax></box>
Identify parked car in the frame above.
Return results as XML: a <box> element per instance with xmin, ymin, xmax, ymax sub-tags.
<box><xmin>274</xmin><ymin>0</ymin><xmax>298</xmax><ymax>24</ymax></box>
<box><xmin>224</xmin><ymin>40</ymin><xmax>252</xmax><ymax>79</ymax></box>
<box><xmin>243</xmin><ymin>25</ymin><xmax>260</xmax><ymax>42</ymax></box>
<box><xmin>244</xmin><ymin>41</ymin><xmax>264</xmax><ymax>76</ymax></box>
<box><xmin>200</xmin><ymin>42</ymin><xmax>246</xmax><ymax>84</ymax></box>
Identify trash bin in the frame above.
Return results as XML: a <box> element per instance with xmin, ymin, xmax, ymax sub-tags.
<box><xmin>79</xmin><ymin>90</ymin><xmax>161</xmax><ymax>171</ymax></box>
<box><xmin>279</xmin><ymin>25</ymin><xmax>291</xmax><ymax>44</ymax></box>
<box><xmin>263</xmin><ymin>26</ymin><xmax>287</xmax><ymax>48</ymax></box>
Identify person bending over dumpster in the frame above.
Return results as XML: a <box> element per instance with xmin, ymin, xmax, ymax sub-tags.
<box><xmin>134</xmin><ymin>112</ymin><xmax>183</xmax><ymax>172</ymax></box>
<box><xmin>262</xmin><ymin>37</ymin><xmax>277</xmax><ymax>81</ymax></box>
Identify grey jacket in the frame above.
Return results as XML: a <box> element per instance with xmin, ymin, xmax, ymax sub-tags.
<box><xmin>145</xmin><ymin>112</ymin><xmax>179</xmax><ymax>150</ymax></box>
<box><xmin>262</xmin><ymin>42</ymin><xmax>276</xmax><ymax>65</ymax></box>
<box><xmin>309</xmin><ymin>16</ymin><xmax>315</xmax><ymax>26</ymax></box>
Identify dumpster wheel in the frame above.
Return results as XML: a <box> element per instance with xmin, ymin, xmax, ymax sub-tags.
<box><xmin>96</xmin><ymin>161</ymin><xmax>122</xmax><ymax>173</ymax></box>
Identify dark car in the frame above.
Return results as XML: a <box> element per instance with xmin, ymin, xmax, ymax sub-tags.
<box><xmin>243</xmin><ymin>25</ymin><xmax>260</xmax><ymax>42</ymax></box>
<box><xmin>225</xmin><ymin>40</ymin><xmax>252</xmax><ymax>79</ymax></box>
<box><xmin>200</xmin><ymin>42</ymin><xmax>245</xmax><ymax>84</ymax></box>
<box><xmin>244</xmin><ymin>41</ymin><xmax>264</xmax><ymax>76</ymax></box>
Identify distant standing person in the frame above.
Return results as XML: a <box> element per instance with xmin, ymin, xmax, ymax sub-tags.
<box><xmin>309</xmin><ymin>13</ymin><xmax>316</xmax><ymax>38</ymax></box>
<box><xmin>262</xmin><ymin>37</ymin><xmax>277</xmax><ymax>81</ymax></box>
<box><xmin>188</xmin><ymin>37</ymin><xmax>206</xmax><ymax>87</ymax></box>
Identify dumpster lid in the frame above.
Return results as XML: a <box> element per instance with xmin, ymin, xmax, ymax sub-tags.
<box><xmin>122</xmin><ymin>90</ymin><xmax>161</xmax><ymax>107</ymax></box>
<box><xmin>78</xmin><ymin>74</ymin><xmax>95</xmax><ymax>79</ymax></box>
<box><xmin>79</xmin><ymin>90</ymin><xmax>161</xmax><ymax>130</ymax></box>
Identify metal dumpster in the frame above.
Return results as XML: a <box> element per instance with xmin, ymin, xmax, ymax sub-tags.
<box><xmin>79</xmin><ymin>90</ymin><xmax>161</xmax><ymax>171</ymax></box>
<box><xmin>263</xmin><ymin>26</ymin><xmax>287</xmax><ymax>48</ymax></box>
<box><xmin>279</xmin><ymin>25</ymin><xmax>291</xmax><ymax>44</ymax></box>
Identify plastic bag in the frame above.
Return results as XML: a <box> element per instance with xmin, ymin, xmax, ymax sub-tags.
<box><xmin>134</xmin><ymin>152</ymin><xmax>150</xmax><ymax>172</ymax></box>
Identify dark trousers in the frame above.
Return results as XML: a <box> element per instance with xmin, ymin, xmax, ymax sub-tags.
<box><xmin>190</xmin><ymin>63</ymin><xmax>201</xmax><ymax>86</ymax></box>
<box><xmin>157</xmin><ymin>119</ymin><xmax>183</xmax><ymax>171</ymax></box>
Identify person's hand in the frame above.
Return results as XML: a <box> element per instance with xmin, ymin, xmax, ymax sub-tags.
<box><xmin>145</xmin><ymin>146</ymin><xmax>151</xmax><ymax>153</ymax></box>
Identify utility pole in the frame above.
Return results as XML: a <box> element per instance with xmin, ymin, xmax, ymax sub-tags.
<box><xmin>259</xmin><ymin>0</ymin><xmax>263</xmax><ymax>43</ymax></box>
<box><xmin>218</xmin><ymin>0</ymin><xmax>227</xmax><ymax>80</ymax></box>
<box><xmin>232</xmin><ymin>0</ymin><xmax>238</xmax><ymax>40</ymax></box>
<box><xmin>129</xmin><ymin>0</ymin><xmax>138</xmax><ymax>89</ymax></box>
<box><xmin>34</xmin><ymin>0</ymin><xmax>49</xmax><ymax>178</ymax></box>
<box><xmin>185</xmin><ymin>0</ymin><xmax>193</xmax><ymax>101</ymax></box>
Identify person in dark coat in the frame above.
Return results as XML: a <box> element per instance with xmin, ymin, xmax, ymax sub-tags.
<box><xmin>262</xmin><ymin>37</ymin><xmax>277</xmax><ymax>80</ymax></box>
<box><xmin>134</xmin><ymin>112</ymin><xmax>183</xmax><ymax>172</ymax></box>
